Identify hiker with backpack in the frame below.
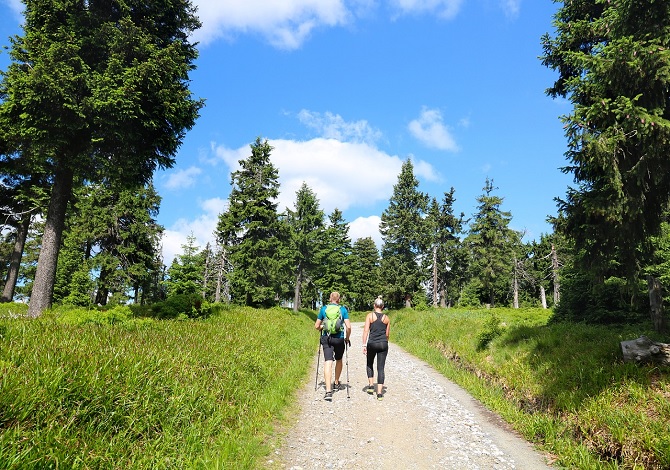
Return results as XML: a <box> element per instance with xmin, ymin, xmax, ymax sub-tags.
<box><xmin>314</xmin><ymin>291</ymin><xmax>351</xmax><ymax>401</ymax></box>
<box><xmin>362</xmin><ymin>296</ymin><xmax>390</xmax><ymax>400</ymax></box>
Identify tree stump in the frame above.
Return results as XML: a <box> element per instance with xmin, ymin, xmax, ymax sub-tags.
<box><xmin>620</xmin><ymin>336</ymin><xmax>670</xmax><ymax>366</ymax></box>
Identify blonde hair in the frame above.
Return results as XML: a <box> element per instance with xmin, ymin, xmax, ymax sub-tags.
<box><xmin>329</xmin><ymin>291</ymin><xmax>341</xmax><ymax>303</ymax></box>
<box><xmin>374</xmin><ymin>296</ymin><xmax>384</xmax><ymax>309</ymax></box>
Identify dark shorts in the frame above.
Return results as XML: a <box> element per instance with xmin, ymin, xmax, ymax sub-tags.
<box><xmin>321</xmin><ymin>334</ymin><xmax>345</xmax><ymax>361</ymax></box>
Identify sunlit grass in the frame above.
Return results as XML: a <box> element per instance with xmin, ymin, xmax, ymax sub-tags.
<box><xmin>0</xmin><ymin>304</ymin><xmax>316</xmax><ymax>469</ymax></box>
<box><xmin>391</xmin><ymin>307</ymin><xmax>670</xmax><ymax>469</ymax></box>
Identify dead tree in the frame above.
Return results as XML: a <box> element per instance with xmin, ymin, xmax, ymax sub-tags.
<box><xmin>432</xmin><ymin>246</ymin><xmax>438</xmax><ymax>308</ymax></box>
<box><xmin>620</xmin><ymin>336</ymin><xmax>670</xmax><ymax>366</ymax></box>
<box><xmin>540</xmin><ymin>285</ymin><xmax>547</xmax><ymax>309</ymax></box>
<box><xmin>551</xmin><ymin>244</ymin><xmax>560</xmax><ymax>306</ymax></box>
<box><xmin>2</xmin><ymin>215</ymin><xmax>31</xmax><ymax>302</ymax></box>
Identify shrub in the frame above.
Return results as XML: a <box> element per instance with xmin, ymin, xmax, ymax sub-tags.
<box><xmin>476</xmin><ymin>311</ymin><xmax>505</xmax><ymax>350</ymax></box>
<box><xmin>150</xmin><ymin>293</ymin><xmax>211</xmax><ymax>319</ymax></box>
<box><xmin>52</xmin><ymin>304</ymin><xmax>133</xmax><ymax>325</ymax></box>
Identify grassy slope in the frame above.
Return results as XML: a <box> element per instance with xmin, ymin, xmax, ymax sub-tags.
<box><xmin>391</xmin><ymin>307</ymin><xmax>670</xmax><ymax>470</ymax></box>
<box><xmin>0</xmin><ymin>305</ymin><xmax>317</xmax><ymax>469</ymax></box>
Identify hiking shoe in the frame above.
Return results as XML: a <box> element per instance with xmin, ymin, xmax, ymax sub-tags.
<box><xmin>365</xmin><ymin>385</ymin><xmax>374</xmax><ymax>395</ymax></box>
<box><xmin>377</xmin><ymin>393</ymin><xmax>383</xmax><ymax>401</ymax></box>
<box><xmin>334</xmin><ymin>382</ymin><xmax>344</xmax><ymax>391</ymax></box>
<box><xmin>324</xmin><ymin>391</ymin><xmax>333</xmax><ymax>401</ymax></box>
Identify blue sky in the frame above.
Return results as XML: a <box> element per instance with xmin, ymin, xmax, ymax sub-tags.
<box><xmin>0</xmin><ymin>0</ymin><xmax>573</xmax><ymax>265</ymax></box>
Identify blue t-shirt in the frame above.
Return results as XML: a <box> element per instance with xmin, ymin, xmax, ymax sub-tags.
<box><xmin>318</xmin><ymin>304</ymin><xmax>349</xmax><ymax>338</ymax></box>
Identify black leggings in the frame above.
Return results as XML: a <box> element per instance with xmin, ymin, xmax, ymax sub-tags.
<box><xmin>366</xmin><ymin>341</ymin><xmax>388</xmax><ymax>384</ymax></box>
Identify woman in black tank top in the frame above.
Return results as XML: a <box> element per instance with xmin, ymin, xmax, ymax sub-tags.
<box><xmin>362</xmin><ymin>296</ymin><xmax>390</xmax><ymax>400</ymax></box>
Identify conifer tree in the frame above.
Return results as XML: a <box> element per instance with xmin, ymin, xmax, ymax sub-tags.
<box><xmin>165</xmin><ymin>234</ymin><xmax>204</xmax><ymax>296</ymax></box>
<box><xmin>465</xmin><ymin>179</ymin><xmax>519</xmax><ymax>307</ymax></box>
<box><xmin>53</xmin><ymin>183</ymin><xmax>164</xmax><ymax>305</ymax></box>
<box><xmin>316</xmin><ymin>209</ymin><xmax>351</xmax><ymax>304</ymax></box>
<box><xmin>379</xmin><ymin>159</ymin><xmax>429</xmax><ymax>308</ymax></box>
<box><xmin>286</xmin><ymin>182</ymin><xmax>325</xmax><ymax>311</ymax></box>
<box><xmin>349</xmin><ymin>237</ymin><xmax>381</xmax><ymax>311</ymax></box>
<box><xmin>216</xmin><ymin>138</ymin><xmax>285</xmax><ymax>307</ymax></box>
<box><xmin>542</xmin><ymin>1</ymin><xmax>670</xmax><ymax>319</ymax></box>
<box><xmin>0</xmin><ymin>0</ymin><xmax>202</xmax><ymax>316</ymax></box>
<box><xmin>426</xmin><ymin>188</ymin><xmax>467</xmax><ymax>308</ymax></box>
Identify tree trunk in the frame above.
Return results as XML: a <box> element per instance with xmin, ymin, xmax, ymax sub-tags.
<box><xmin>202</xmin><ymin>243</ymin><xmax>210</xmax><ymax>299</ymax></box>
<box><xmin>513</xmin><ymin>257</ymin><xmax>519</xmax><ymax>309</ymax></box>
<box><xmin>28</xmin><ymin>165</ymin><xmax>74</xmax><ymax>317</ymax></box>
<box><xmin>2</xmin><ymin>215</ymin><xmax>30</xmax><ymax>302</ymax></box>
<box><xmin>404</xmin><ymin>294</ymin><xmax>412</xmax><ymax>309</ymax></box>
<box><xmin>293</xmin><ymin>266</ymin><xmax>302</xmax><ymax>312</ymax></box>
<box><xmin>540</xmin><ymin>285</ymin><xmax>547</xmax><ymax>309</ymax></box>
<box><xmin>439</xmin><ymin>287</ymin><xmax>447</xmax><ymax>308</ymax></box>
<box><xmin>432</xmin><ymin>246</ymin><xmax>438</xmax><ymax>307</ymax></box>
<box><xmin>95</xmin><ymin>266</ymin><xmax>110</xmax><ymax>305</ymax></box>
<box><xmin>647</xmin><ymin>275</ymin><xmax>667</xmax><ymax>333</ymax></box>
<box><xmin>620</xmin><ymin>336</ymin><xmax>670</xmax><ymax>366</ymax></box>
<box><xmin>551</xmin><ymin>244</ymin><xmax>560</xmax><ymax>305</ymax></box>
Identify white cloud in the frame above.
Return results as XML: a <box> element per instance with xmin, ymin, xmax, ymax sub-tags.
<box><xmin>215</xmin><ymin>137</ymin><xmax>417</xmax><ymax>214</ymax></box>
<box><xmin>349</xmin><ymin>215</ymin><xmax>382</xmax><ymax>248</ymax></box>
<box><xmin>161</xmin><ymin>197</ymin><xmax>227</xmax><ymax>264</ymax></box>
<box><xmin>192</xmin><ymin>0</ymin><xmax>350</xmax><ymax>49</ymax></box>
<box><xmin>501</xmin><ymin>0</ymin><xmax>520</xmax><ymax>18</ymax></box>
<box><xmin>187</xmin><ymin>0</ymin><xmax>521</xmax><ymax>49</ymax></box>
<box><xmin>389</xmin><ymin>0</ymin><xmax>464</xmax><ymax>19</ymax></box>
<box><xmin>297</xmin><ymin>110</ymin><xmax>383</xmax><ymax>144</ymax></box>
<box><xmin>410</xmin><ymin>156</ymin><xmax>441</xmax><ymax>182</ymax></box>
<box><xmin>163</xmin><ymin>166</ymin><xmax>202</xmax><ymax>190</ymax></box>
<box><xmin>408</xmin><ymin>107</ymin><xmax>460</xmax><ymax>151</ymax></box>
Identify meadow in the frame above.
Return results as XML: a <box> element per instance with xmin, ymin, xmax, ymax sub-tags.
<box><xmin>0</xmin><ymin>303</ymin><xmax>668</xmax><ymax>469</ymax></box>
<box><xmin>391</xmin><ymin>308</ymin><xmax>670</xmax><ymax>470</ymax></box>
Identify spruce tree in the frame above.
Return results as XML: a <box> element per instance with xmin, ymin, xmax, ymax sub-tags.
<box><xmin>216</xmin><ymin>138</ymin><xmax>285</xmax><ymax>307</ymax></box>
<box><xmin>349</xmin><ymin>237</ymin><xmax>381</xmax><ymax>311</ymax></box>
<box><xmin>316</xmin><ymin>209</ymin><xmax>351</xmax><ymax>304</ymax></box>
<box><xmin>542</xmin><ymin>1</ymin><xmax>670</xmax><ymax>316</ymax></box>
<box><xmin>379</xmin><ymin>159</ymin><xmax>429</xmax><ymax>308</ymax></box>
<box><xmin>465</xmin><ymin>179</ymin><xmax>518</xmax><ymax>307</ymax></box>
<box><xmin>426</xmin><ymin>188</ymin><xmax>467</xmax><ymax>308</ymax></box>
<box><xmin>165</xmin><ymin>234</ymin><xmax>204</xmax><ymax>296</ymax></box>
<box><xmin>0</xmin><ymin>0</ymin><xmax>202</xmax><ymax>316</ymax></box>
<box><xmin>286</xmin><ymin>182</ymin><xmax>325</xmax><ymax>311</ymax></box>
<box><xmin>53</xmin><ymin>183</ymin><xmax>164</xmax><ymax>305</ymax></box>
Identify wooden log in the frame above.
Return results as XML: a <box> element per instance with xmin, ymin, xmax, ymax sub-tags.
<box><xmin>620</xmin><ymin>336</ymin><xmax>670</xmax><ymax>366</ymax></box>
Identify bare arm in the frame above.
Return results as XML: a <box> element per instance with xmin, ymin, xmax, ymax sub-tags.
<box><xmin>362</xmin><ymin>313</ymin><xmax>372</xmax><ymax>352</ymax></box>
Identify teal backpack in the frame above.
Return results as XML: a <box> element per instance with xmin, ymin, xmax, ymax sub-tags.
<box><xmin>324</xmin><ymin>304</ymin><xmax>343</xmax><ymax>335</ymax></box>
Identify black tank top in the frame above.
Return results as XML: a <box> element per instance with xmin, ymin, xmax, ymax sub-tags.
<box><xmin>368</xmin><ymin>312</ymin><xmax>387</xmax><ymax>343</ymax></box>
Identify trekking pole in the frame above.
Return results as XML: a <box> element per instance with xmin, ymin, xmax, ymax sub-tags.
<box><xmin>315</xmin><ymin>336</ymin><xmax>322</xmax><ymax>391</ymax></box>
<box><xmin>345</xmin><ymin>340</ymin><xmax>350</xmax><ymax>399</ymax></box>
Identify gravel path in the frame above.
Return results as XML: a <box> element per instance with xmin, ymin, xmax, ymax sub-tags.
<box><xmin>269</xmin><ymin>322</ymin><xmax>553</xmax><ymax>469</ymax></box>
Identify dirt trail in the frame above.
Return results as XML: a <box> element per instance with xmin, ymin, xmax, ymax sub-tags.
<box><xmin>268</xmin><ymin>322</ymin><xmax>553</xmax><ymax>469</ymax></box>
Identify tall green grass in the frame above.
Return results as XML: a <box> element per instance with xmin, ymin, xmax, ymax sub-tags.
<box><xmin>391</xmin><ymin>307</ymin><xmax>670</xmax><ymax>469</ymax></box>
<box><xmin>0</xmin><ymin>304</ymin><xmax>316</xmax><ymax>469</ymax></box>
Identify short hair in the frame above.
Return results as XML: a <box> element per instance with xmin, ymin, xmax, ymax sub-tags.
<box><xmin>374</xmin><ymin>296</ymin><xmax>384</xmax><ymax>308</ymax></box>
<box><xmin>329</xmin><ymin>291</ymin><xmax>340</xmax><ymax>303</ymax></box>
